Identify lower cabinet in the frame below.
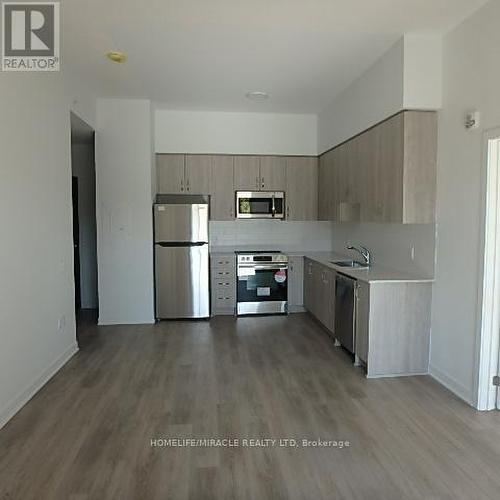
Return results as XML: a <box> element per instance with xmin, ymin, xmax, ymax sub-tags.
<box><xmin>304</xmin><ymin>258</ymin><xmax>314</xmax><ymax>314</ymax></box>
<box><xmin>288</xmin><ymin>256</ymin><xmax>304</xmax><ymax>311</ymax></box>
<box><xmin>304</xmin><ymin>257</ymin><xmax>432</xmax><ymax>378</ymax></box>
<box><xmin>355</xmin><ymin>281</ymin><xmax>370</xmax><ymax>364</ymax></box>
<box><xmin>303</xmin><ymin>258</ymin><xmax>336</xmax><ymax>333</ymax></box>
<box><xmin>210</xmin><ymin>254</ymin><xmax>236</xmax><ymax>316</ymax></box>
<box><xmin>317</xmin><ymin>266</ymin><xmax>335</xmax><ymax>331</ymax></box>
<box><xmin>357</xmin><ymin>281</ymin><xmax>432</xmax><ymax>378</ymax></box>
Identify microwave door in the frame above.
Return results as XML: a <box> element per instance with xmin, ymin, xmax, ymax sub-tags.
<box><xmin>237</xmin><ymin>192</ymin><xmax>278</xmax><ymax>219</ymax></box>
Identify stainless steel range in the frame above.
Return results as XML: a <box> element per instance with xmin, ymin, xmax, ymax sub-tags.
<box><xmin>236</xmin><ymin>251</ymin><xmax>288</xmax><ymax>315</ymax></box>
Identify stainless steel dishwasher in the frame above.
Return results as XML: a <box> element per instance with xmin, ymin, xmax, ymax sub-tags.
<box><xmin>334</xmin><ymin>273</ymin><xmax>356</xmax><ymax>353</ymax></box>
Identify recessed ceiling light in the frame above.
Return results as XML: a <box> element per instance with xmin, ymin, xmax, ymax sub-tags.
<box><xmin>106</xmin><ymin>51</ymin><xmax>127</xmax><ymax>63</ymax></box>
<box><xmin>246</xmin><ymin>91</ymin><xmax>269</xmax><ymax>101</ymax></box>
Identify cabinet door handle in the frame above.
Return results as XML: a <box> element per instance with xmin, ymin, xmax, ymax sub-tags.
<box><xmin>256</xmin><ymin>176</ymin><xmax>260</xmax><ymax>188</ymax></box>
<box><xmin>287</xmin><ymin>206</ymin><xmax>290</xmax><ymax>219</ymax></box>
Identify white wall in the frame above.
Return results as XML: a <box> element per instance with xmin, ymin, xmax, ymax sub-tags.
<box><xmin>71</xmin><ymin>140</ymin><xmax>98</xmax><ymax>309</ymax></box>
<box><xmin>155</xmin><ymin>109</ymin><xmax>318</xmax><ymax>155</ymax></box>
<box><xmin>403</xmin><ymin>35</ymin><xmax>443</xmax><ymax>111</ymax></box>
<box><xmin>430</xmin><ymin>0</ymin><xmax>500</xmax><ymax>405</ymax></box>
<box><xmin>0</xmin><ymin>69</ymin><xmax>98</xmax><ymax>429</ymax></box>
<box><xmin>318</xmin><ymin>35</ymin><xmax>443</xmax><ymax>154</ymax></box>
<box><xmin>331</xmin><ymin>223</ymin><xmax>436</xmax><ymax>278</ymax></box>
<box><xmin>96</xmin><ymin>99</ymin><xmax>155</xmax><ymax>325</ymax></box>
<box><xmin>318</xmin><ymin>38</ymin><xmax>404</xmax><ymax>154</ymax></box>
<box><xmin>210</xmin><ymin>221</ymin><xmax>334</xmax><ymax>252</ymax></box>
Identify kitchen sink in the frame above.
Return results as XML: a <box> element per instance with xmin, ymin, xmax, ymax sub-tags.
<box><xmin>331</xmin><ymin>260</ymin><xmax>369</xmax><ymax>269</ymax></box>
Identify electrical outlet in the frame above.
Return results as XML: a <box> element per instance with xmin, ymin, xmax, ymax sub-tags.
<box><xmin>58</xmin><ymin>315</ymin><xmax>66</xmax><ymax>334</ymax></box>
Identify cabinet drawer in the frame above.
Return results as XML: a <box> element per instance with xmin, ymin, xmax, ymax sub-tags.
<box><xmin>212</xmin><ymin>296</ymin><xmax>236</xmax><ymax>308</ymax></box>
<box><xmin>211</xmin><ymin>255</ymin><xmax>235</xmax><ymax>267</ymax></box>
<box><xmin>212</xmin><ymin>293</ymin><xmax>235</xmax><ymax>302</ymax></box>
<box><xmin>211</xmin><ymin>257</ymin><xmax>235</xmax><ymax>268</ymax></box>
<box><xmin>212</xmin><ymin>279</ymin><xmax>235</xmax><ymax>289</ymax></box>
<box><xmin>211</xmin><ymin>268</ymin><xmax>235</xmax><ymax>279</ymax></box>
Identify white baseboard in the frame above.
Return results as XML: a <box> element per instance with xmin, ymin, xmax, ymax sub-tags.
<box><xmin>288</xmin><ymin>305</ymin><xmax>306</xmax><ymax>313</ymax></box>
<box><xmin>0</xmin><ymin>343</ymin><xmax>79</xmax><ymax>430</ymax></box>
<box><xmin>98</xmin><ymin>316</ymin><xmax>155</xmax><ymax>326</ymax></box>
<box><xmin>367</xmin><ymin>371</ymin><xmax>429</xmax><ymax>379</ymax></box>
<box><xmin>429</xmin><ymin>363</ymin><xmax>474</xmax><ymax>407</ymax></box>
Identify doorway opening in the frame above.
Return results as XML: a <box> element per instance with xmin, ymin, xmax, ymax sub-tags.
<box><xmin>476</xmin><ymin>128</ymin><xmax>500</xmax><ymax>410</ymax></box>
<box><xmin>70</xmin><ymin>112</ymin><xmax>98</xmax><ymax>344</ymax></box>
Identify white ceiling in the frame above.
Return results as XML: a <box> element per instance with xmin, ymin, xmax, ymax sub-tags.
<box><xmin>64</xmin><ymin>0</ymin><xmax>489</xmax><ymax>113</ymax></box>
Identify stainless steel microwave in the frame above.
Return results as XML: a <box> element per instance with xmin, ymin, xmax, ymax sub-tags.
<box><xmin>236</xmin><ymin>191</ymin><xmax>285</xmax><ymax>219</ymax></box>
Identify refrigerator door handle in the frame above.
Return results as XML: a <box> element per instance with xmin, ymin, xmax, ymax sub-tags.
<box><xmin>156</xmin><ymin>241</ymin><xmax>208</xmax><ymax>247</ymax></box>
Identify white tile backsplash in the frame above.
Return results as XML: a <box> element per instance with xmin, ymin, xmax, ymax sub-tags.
<box><xmin>331</xmin><ymin>222</ymin><xmax>436</xmax><ymax>277</ymax></box>
<box><xmin>210</xmin><ymin>220</ymin><xmax>435</xmax><ymax>278</ymax></box>
<box><xmin>209</xmin><ymin>221</ymin><xmax>334</xmax><ymax>252</ymax></box>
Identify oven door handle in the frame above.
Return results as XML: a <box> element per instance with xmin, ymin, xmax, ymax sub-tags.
<box><xmin>238</xmin><ymin>265</ymin><xmax>288</xmax><ymax>271</ymax></box>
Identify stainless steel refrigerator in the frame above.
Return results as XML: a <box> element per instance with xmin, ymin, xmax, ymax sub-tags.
<box><xmin>154</xmin><ymin>195</ymin><xmax>210</xmax><ymax>319</ymax></box>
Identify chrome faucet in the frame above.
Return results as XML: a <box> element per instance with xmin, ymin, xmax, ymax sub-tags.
<box><xmin>347</xmin><ymin>245</ymin><xmax>371</xmax><ymax>266</ymax></box>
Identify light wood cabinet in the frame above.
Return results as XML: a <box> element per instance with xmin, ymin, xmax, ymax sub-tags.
<box><xmin>335</xmin><ymin>142</ymin><xmax>361</xmax><ymax>222</ymax></box>
<box><xmin>317</xmin><ymin>266</ymin><xmax>335</xmax><ymax>331</ymax></box>
<box><xmin>157</xmin><ymin>154</ymin><xmax>212</xmax><ymax>195</ymax></box>
<box><xmin>303</xmin><ymin>256</ymin><xmax>432</xmax><ymax>378</ymax></box>
<box><xmin>303</xmin><ymin>258</ymin><xmax>315</xmax><ymax>315</ymax></box>
<box><xmin>317</xmin><ymin>110</ymin><xmax>437</xmax><ymax>224</ymax></box>
<box><xmin>234</xmin><ymin>155</ymin><xmax>287</xmax><ymax>192</ymax></box>
<box><xmin>285</xmin><ymin>157</ymin><xmax>318</xmax><ymax>220</ymax></box>
<box><xmin>288</xmin><ymin>256</ymin><xmax>304</xmax><ymax>310</ymax></box>
<box><xmin>234</xmin><ymin>156</ymin><xmax>260</xmax><ymax>190</ymax></box>
<box><xmin>303</xmin><ymin>258</ymin><xmax>335</xmax><ymax>334</ymax></box>
<box><xmin>375</xmin><ymin>113</ymin><xmax>404</xmax><ymax>222</ymax></box>
<box><xmin>185</xmin><ymin>155</ymin><xmax>212</xmax><ymax>194</ymax></box>
<box><xmin>158</xmin><ymin>154</ymin><xmax>321</xmax><ymax>221</ymax></box>
<box><xmin>211</xmin><ymin>156</ymin><xmax>234</xmax><ymax>220</ymax></box>
<box><xmin>318</xmin><ymin>150</ymin><xmax>335</xmax><ymax>220</ymax></box>
<box><xmin>355</xmin><ymin>281</ymin><xmax>370</xmax><ymax>364</ymax></box>
<box><xmin>402</xmin><ymin>111</ymin><xmax>437</xmax><ymax>224</ymax></box>
<box><xmin>358</xmin><ymin>126</ymin><xmax>380</xmax><ymax>221</ymax></box>
<box><xmin>360</xmin><ymin>281</ymin><xmax>432</xmax><ymax>377</ymax></box>
<box><xmin>260</xmin><ymin>156</ymin><xmax>286</xmax><ymax>191</ymax></box>
<box><xmin>210</xmin><ymin>254</ymin><xmax>236</xmax><ymax>316</ymax></box>
<box><xmin>157</xmin><ymin>154</ymin><xmax>185</xmax><ymax>194</ymax></box>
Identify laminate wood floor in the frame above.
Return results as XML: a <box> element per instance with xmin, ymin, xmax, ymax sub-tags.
<box><xmin>1</xmin><ymin>314</ymin><xmax>500</xmax><ymax>500</ymax></box>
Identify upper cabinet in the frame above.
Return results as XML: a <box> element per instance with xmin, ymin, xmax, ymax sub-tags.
<box><xmin>318</xmin><ymin>149</ymin><xmax>336</xmax><ymax>221</ymax></box>
<box><xmin>234</xmin><ymin>155</ymin><xmax>286</xmax><ymax>191</ymax></box>
<box><xmin>157</xmin><ymin>154</ymin><xmax>318</xmax><ymax>221</ymax></box>
<box><xmin>402</xmin><ymin>111</ymin><xmax>438</xmax><ymax>224</ymax></box>
<box><xmin>260</xmin><ymin>156</ymin><xmax>286</xmax><ymax>191</ymax></box>
<box><xmin>211</xmin><ymin>156</ymin><xmax>235</xmax><ymax>221</ymax></box>
<box><xmin>157</xmin><ymin>154</ymin><xmax>185</xmax><ymax>194</ymax></box>
<box><xmin>318</xmin><ymin>110</ymin><xmax>437</xmax><ymax>224</ymax></box>
<box><xmin>233</xmin><ymin>156</ymin><xmax>260</xmax><ymax>190</ymax></box>
<box><xmin>286</xmin><ymin>157</ymin><xmax>318</xmax><ymax>221</ymax></box>
<box><xmin>157</xmin><ymin>154</ymin><xmax>211</xmax><ymax>195</ymax></box>
<box><xmin>185</xmin><ymin>155</ymin><xmax>212</xmax><ymax>195</ymax></box>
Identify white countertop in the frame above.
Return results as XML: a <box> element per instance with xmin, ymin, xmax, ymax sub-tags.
<box><xmin>301</xmin><ymin>252</ymin><xmax>434</xmax><ymax>284</ymax></box>
<box><xmin>209</xmin><ymin>247</ymin><xmax>434</xmax><ymax>284</ymax></box>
